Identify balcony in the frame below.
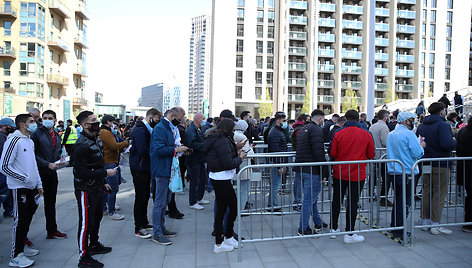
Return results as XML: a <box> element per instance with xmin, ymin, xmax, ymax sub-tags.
<box><xmin>76</xmin><ymin>0</ymin><xmax>89</xmax><ymax>20</ymax></box>
<box><xmin>0</xmin><ymin>46</ymin><xmax>16</xmax><ymax>59</ymax></box>
<box><xmin>398</xmin><ymin>10</ymin><xmax>416</xmax><ymax>19</ymax></box>
<box><xmin>341</xmin><ymin>96</ymin><xmax>361</xmax><ymax>102</ymax></box>
<box><xmin>343</xmin><ymin>35</ymin><xmax>363</xmax><ymax>45</ymax></box>
<box><xmin>73</xmin><ymin>62</ymin><xmax>87</xmax><ymax>77</ymax></box>
<box><xmin>288</xmin><ymin>62</ymin><xmax>306</xmax><ymax>71</ymax></box>
<box><xmin>48</xmin><ymin>38</ymin><xmax>69</xmax><ymax>53</ymax></box>
<box><xmin>288</xmin><ymin>78</ymin><xmax>306</xmax><ymax>87</ymax></box>
<box><xmin>397</xmin><ymin>84</ymin><xmax>414</xmax><ymax>91</ymax></box>
<box><xmin>319</xmin><ymin>33</ymin><xmax>335</xmax><ymax>42</ymax></box>
<box><xmin>288</xmin><ymin>94</ymin><xmax>305</xmax><ymax>102</ymax></box>
<box><xmin>318</xmin><ymin>80</ymin><xmax>334</xmax><ymax>88</ymax></box>
<box><xmin>2</xmin><ymin>87</ymin><xmax>15</xmax><ymax>94</ymax></box>
<box><xmin>47</xmin><ymin>74</ymin><xmax>69</xmax><ymax>86</ymax></box>
<box><xmin>375</xmin><ymin>8</ymin><xmax>389</xmax><ymax>17</ymax></box>
<box><xmin>375</xmin><ymin>68</ymin><xmax>388</xmax><ymax>76</ymax></box>
<box><xmin>342</xmin><ymin>81</ymin><xmax>362</xmax><ymax>89</ymax></box>
<box><xmin>290</xmin><ymin>1</ymin><xmax>307</xmax><ymax>10</ymax></box>
<box><xmin>0</xmin><ymin>4</ymin><xmax>17</xmax><ymax>19</ymax></box>
<box><xmin>343</xmin><ymin>5</ymin><xmax>363</xmax><ymax>15</ymax></box>
<box><xmin>375</xmin><ymin>53</ymin><xmax>389</xmax><ymax>61</ymax></box>
<box><xmin>396</xmin><ymin>69</ymin><xmax>414</xmax><ymax>77</ymax></box>
<box><xmin>397</xmin><ymin>39</ymin><xmax>415</xmax><ymax>48</ymax></box>
<box><xmin>375</xmin><ymin>98</ymin><xmax>385</xmax><ymax>105</ymax></box>
<box><xmin>48</xmin><ymin>0</ymin><xmax>70</xmax><ymax>19</ymax></box>
<box><xmin>319</xmin><ymin>3</ymin><xmax>335</xmax><ymax>12</ymax></box>
<box><xmin>343</xmin><ymin>20</ymin><xmax>363</xmax><ymax>30</ymax></box>
<box><xmin>318</xmin><ymin>48</ymin><xmax>335</xmax><ymax>58</ymax></box>
<box><xmin>319</xmin><ymin>18</ymin><xmax>336</xmax><ymax>27</ymax></box>
<box><xmin>398</xmin><ymin>0</ymin><xmax>416</xmax><ymax>4</ymax></box>
<box><xmin>342</xmin><ymin>65</ymin><xmax>362</xmax><ymax>74</ymax></box>
<box><xmin>396</xmin><ymin>54</ymin><xmax>415</xmax><ymax>63</ymax></box>
<box><xmin>375</xmin><ymin>38</ymin><xmax>389</xmax><ymax>46</ymax></box>
<box><xmin>74</xmin><ymin>31</ymin><xmax>87</xmax><ymax>48</ymax></box>
<box><xmin>289</xmin><ymin>31</ymin><xmax>307</xmax><ymax>40</ymax></box>
<box><xmin>73</xmin><ymin>94</ymin><xmax>88</xmax><ymax>106</ymax></box>
<box><xmin>397</xmin><ymin>25</ymin><xmax>415</xmax><ymax>34</ymax></box>
<box><xmin>375</xmin><ymin>83</ymin><xmax>389</xmax><ymax>91</ymax></box>
<box><xmin>289</xmin><ymin>47</ymin><xmax>307</xmax><ymax>56</ymax></box>
<box><xmin>375</xmin><ymin>23</ymin><xmax>389</xmax><ymax>32</ymax></box>
<box><xmin>342</xmin><ymin>50</ymin><xmax>362</xmax><ymax>59</ymax></box>
<box><xmin>289</xmin><ymin>15</ymin><xmax>307</xmax><ymax>25</ymax></box>
<box><xmin>317</xmin><ymin>95</ymin><xmax>335</xmax><ymax>103</ymax></box>
<box><xmin>318</xmin><ymin>64</ymin><xmax>335</xmax><ymax>73</ymax></box>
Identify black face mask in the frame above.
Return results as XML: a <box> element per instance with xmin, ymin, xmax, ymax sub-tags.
<box><xmin>88</xmin><ymin>122</ymin><xmax>100</xmax><ymax>133</ymax></box>
<box><xmin>149</xmin><ymin>119</ymin><xmax>158</xmax><ymax>128</ymax></box>
<box><xmin>172</xmin><ymin>119</ymin><xmax>180</xmax><ymax>126</ymax></box>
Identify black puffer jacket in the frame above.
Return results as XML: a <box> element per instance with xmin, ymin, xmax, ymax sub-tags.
<box><xmin>73</xmin><ymin>131</ymin><xmax>107</xmax><ymax>191</ymax></box>
<box><xmin>322</xmin><ymin>119</ymin><xmax>334</xmax><ymax>143</ymax></box>
<box><xmin>31</xmin><ymin>125</ymin><xmax>62</xmax><ymax>175</ymax></box>
<box><xmin>204</xmin><ymin>132</ymin><xmax>242</xmax><ymax>173</ymax></box>
<box><xmin>456</xmin><ymin>126</ymin><xmax>472</xmax><ymax>188</ymax></box>
<box><xmin>267</xmin><ymin>125</ymin><xmax>288</xmax><ymax>153</ymax></box>
<box><xmin>295</xmin><ymin>121</ymin><xmax>328</xmax><ymax>176</ymax></box>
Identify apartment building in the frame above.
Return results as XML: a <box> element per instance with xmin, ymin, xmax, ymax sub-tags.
<box><xmin>188</xmin><ymin>15</ymin><xmax>211</xmax><ymax>117</ymax></box>
<box><xmin>139</xmin><ymin>83</ymin><xmax>164</xmax><ymax>111</ymax></box>
<box><xmin>0</xmin><ymin>0</ymin><xmax>88</xmax><ymax>120</ymax></box>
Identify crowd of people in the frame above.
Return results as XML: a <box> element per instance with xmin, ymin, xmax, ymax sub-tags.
<box><xmin>0</xmin><ymin>99</ymin><xmax>470</xmax><ymax>267</ymax></box>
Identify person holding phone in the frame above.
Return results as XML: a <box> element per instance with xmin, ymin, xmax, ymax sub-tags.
<box><xmin>234</xmin><ymin>120</ymin><xmax>253</xmax><ymax>211</ymax></box>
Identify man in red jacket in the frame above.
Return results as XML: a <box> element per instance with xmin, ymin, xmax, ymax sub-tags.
<box><xmin>329</xmin><ymin>110</ymin><xmax>375</xmax><ymax>244</ymax></box>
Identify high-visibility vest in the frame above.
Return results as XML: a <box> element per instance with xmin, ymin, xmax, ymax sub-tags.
<box><xmin>62</xmin><ymin>126</ymin><xmax>78</xmax><ymax>144</ymax></box>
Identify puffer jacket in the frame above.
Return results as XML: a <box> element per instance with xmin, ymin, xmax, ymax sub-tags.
<box><xmin>295</xmin><ymin>121</ymin><xmax>328</xmax><ymax>176</ymax></box>
<box><xmin>31</xmin><ymin>125</ymin><xmax>62</xmax><ymax>175</ymax></box>
<box><xmin>129</xmin><ymin>120</ymin><xmax>151</xmax><ymax>172</ymax></box>
<box><xmin>204</xmin><ymin>132</ymin><xmax>242</xmax><ymax>173</ymax></box>
<box><xmin>267</xmin><ymin>125</ymin><xmax>288</xmax><ymax>153</ymax></box>
<box><xmin>73</xmin><ymin>131</ymin><xmax>107</xmax><ymax>191</ymax></box>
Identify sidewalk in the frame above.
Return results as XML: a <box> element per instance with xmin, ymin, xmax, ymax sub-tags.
<box><xmin>0</xmin><ymin>166</ymin><xmax>471</xmax><ymax>267</ymax></box>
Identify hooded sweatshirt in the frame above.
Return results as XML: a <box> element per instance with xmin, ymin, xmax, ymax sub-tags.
<box><xmin>0</xmin><ymin>130</ymin><xmax>42</xmax><ymax>190</ymax></box>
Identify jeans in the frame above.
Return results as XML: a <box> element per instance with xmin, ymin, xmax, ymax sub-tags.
<box><xmin>188</xmin><ymin>163</ymin><xmax>207</xmax><ymax>206</ymax></box>
<box><xmin>389</xmin><ymin>174</ymin><xmax>412</xmax><ymax>236</ymax></box>
<box><xmin>152</xmin><ymin>176</ymin><xmax>172</xmax><ymax>237</ymax></box>
<box><xmin>268</xmin><ymin>167</ymin><xmax>282</xmax><ymax>207</ymax></box>
<box><xmin>293</xmin><ymin>172</ymin><xmax>302</xmax><ymax>204</ymax></box>
<box><xmin>299</xmin><ymin>173</ymin><xmax>322</xmax><ymax>230</ymax></box>
<box><xmin>103</xmin><ymin>163</ymin><xmax>120</xmax><ymax>215</ymax></box>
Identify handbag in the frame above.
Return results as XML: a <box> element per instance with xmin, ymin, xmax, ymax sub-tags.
<box><xmin>169</xmin><ymin>153</ymin><xmax>183</xmax><ymax>192</ymax></box>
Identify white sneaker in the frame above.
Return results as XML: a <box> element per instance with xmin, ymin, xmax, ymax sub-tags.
<box><xmin>198</xmin><ymin>199</ymin><xmax>210</xmax><ymax>205</ymax></box>
<box><xmin>190</xmin><ymin>203</ymin><xmax>204</xmax><ymax>210</ymax></box>
<box><xmin>23</xmin><ymin>246</ymin><xmax>39</xmax><ymax>257</ymax></box>
<box><xmin>115</xmin><ymin>205</ymin><xmax>121</xmax><ymax>211</ymax></box>
<box><xmin>135</xmin><ymin>229</ymin><xmax>152</xmax><ymax>239</ymax></box>
<box><xmin>213</xmin><ymin>243</ymin><xmax>234</xmax><ymax>254</ymax></box>
<box><xmin>224</xmin><ymin>237</ymin><xmax>239</xmax><ymax>249</ymax></box>
<box><xmin>108</xmin><ymin>212</ymin><xmax>125</xmax><ymax>220</ymax></box>
<box><xmin>430</xmin><ymin>227</ymin><xmax>452</xmax><ymax>235</ymax></box>
<box><xmin>343</xmin><ymin>234</ymin><xmax>365</xmax><ymax>244</ymax></box>
<box><xmin>9</xmin><ymin>253</ymin><xmax>34</xmax><ymax>267</ymax></box>
<box><xmin>421</xmin><ymin>219</ymin><xmax>431</xmax><ymax>231</ymax></box>
<box><xmin>329</xmin><ymin>229</ymin><xmax>340</xmax><ymax>239</ymax></box>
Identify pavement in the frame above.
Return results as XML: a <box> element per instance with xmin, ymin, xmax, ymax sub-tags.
<box><xmin>0</xmin><ymin>166</ymin><xmax>471</xmax><ymax>268</ymax></box>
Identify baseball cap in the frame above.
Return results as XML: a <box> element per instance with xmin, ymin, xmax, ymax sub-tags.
<box><xmin>0</xmin><ymin>118</ymin><xmax>15</xmax><ymax>127</ymax></box>
<box><xmin>397</xmin><ymin>111</ymin><xmax>417</xmax><ymax>123</ymax></box>
<box><xmin>220</xmin><ymin>109</ymin><xmax>237</xmax><ymax>121</ymax></box>
<box><xmin>101</xmin><ymin>115</ymin><xmax>116</xmax><ymax>124</ymax></box>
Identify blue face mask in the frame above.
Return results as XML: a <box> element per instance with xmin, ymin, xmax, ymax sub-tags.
<box><xmin>282</xmin><ymin>122</ymin><xmax>288</xmax><ymax>129</ymax></box>
<box><xmin>43</xmin><ymin>119</ymin><xmax>54</xmax><ymax>129</ymax></box>
<box><xmin>27</xmin><ymin>122</ymin><xmax>38</xmax><ymax>133</ymax></box>
<box><xmin>112</xmin><ymin>129</ymin><xmax>118</xmax><ymax>135</ymax></box>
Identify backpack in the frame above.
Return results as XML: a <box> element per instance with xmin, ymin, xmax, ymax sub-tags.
<box><xmin>290</xmin><ymin>124</ymin><xmax>304</xmax><ymax>151</ymax></box>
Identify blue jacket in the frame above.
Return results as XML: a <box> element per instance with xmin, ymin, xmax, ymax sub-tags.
<box><xmin>387</xmin><ymin>124</ymin><xmax>424</xmax><ymax>175</ymax></box>
<box><xmin>150</xmin><ymin>119</ymin><xmax>176</xmax><ymax>178</ymax></box>
<box><xmin>186</xmin><ymin>122</ymin><xmax>205</xmax><ymax>165</ymax></box>
<box><xmin>416</xmin><ymin>114</ymin><xmax>456</xmax><ymax>167</ymax></box>
<box><xmin>129</xmin><ymin>120</ymin><xmax>151</xmax><ymax>172</ymax></box>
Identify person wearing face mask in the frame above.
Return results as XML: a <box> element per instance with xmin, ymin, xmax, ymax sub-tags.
<box><xmin>99</xmin><ymin>115</ymin><xmax>129</xmax><ymax>221</ymax></box>
<box><xmin>0</xmin><ymin>118</ymin><xmax>15</xmax><ymax>221</ymax></box>
<box><xmin>1</xmin><ymin>114</ymin><xmax>43</xmax><ymax>268</ymax></box>
<box><xmin>61</xmin><ymin>119</ymin><xmax>77</xmax><ymax>166</ymax></box>
<box><xmin>30</xmin><ymin>110</ymin><xmax>67</xmax><ymax>240</ymax></box>
<box><xmin>386</xmin><ymin>111</ymin><xmax>425</xmax><ymax>240</ymax></box>
<box><xmin>129</xmin><ymin>108</ymin><xmax>162</xmax><ymax>239</ymax></box>
<box><xmin>416</xmin><ymin>102</ymin><xmax>457</xmax><ymax>235</ymax></box>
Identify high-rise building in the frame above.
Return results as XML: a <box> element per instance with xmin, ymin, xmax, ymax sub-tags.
<box><xmin>139</xmin><ymin>83</ymin><xmax>164</xmax><ymax>110</ymax></box>
<box><xmin>188</xmin><ymin>15</ymin><xmax>211</xmax><ymax>117</ymax></box>
<box><xmin>210</xmin><ymin>0</ymin><xmax>471</xmax><ymax>118</ymax></box>
<box><xmin>163</xmin><ymin>82</ymin><xmax>181</xmax><ymax>112</ymax></box>
<box><xmin>0</xmin><ymin>0</ymin><xmax>89</xmax><ymax>120</ymax></box>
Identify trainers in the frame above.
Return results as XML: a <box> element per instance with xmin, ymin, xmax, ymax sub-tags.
<box><xmin>430</xmin><ymin>227</ymin><xmax>452</xmax><ymax>235</ymax></box>
<box><xmin>292</xmin><ymin>204</ymin><xmax>302</xmax><ymax>212</ymax></box>
<box><xmin>163</xmin><ymin>229</ymin><xmax>178</xmax><ymax>238</ymax></box>
<box><xmin>224</xmin><ymin>237</ymin><xmax>239</xmax><ymax>249</ymax></box>
<box><xmin>135</xmin><ymin>229</ymin><xmax>152</xmax><ymax>239</ymax></box>
<box><xmin>329</xmin><ymin>229</ymin><xmax>340</xmax><ymax>239</ymax></box>
<box><xmin>190</xmin><ymin>203</ymin><xmax>204</xmax><ymax>210</ymax></box>
<box><xmin>78</xmin><ymin>256</ymin><xmax>103</xmax><ymax>268</ymax></box>
<box><xmin>462</xmin><ymin>225</ymin><xmax>472</xmax><ymax>233</ymax></box>
<box><xmin>198</xmin><ymin>199</ymin><xmax>210</xmax><ymax>205</ymax></box>
<box><xmin>47</xmin><ymin>230</ymin><xmax>67</xmax><ymax>239</ymax></box>
<box><xmin>213</xmin><ymin>243</ymin><xmax>234</xmax><ymax>254</ymax></box>
<box><xmin>143</xmin><ymin>224</ymin><xmax>153</xmax><ymax>231</ymax></box>
<box><xmin>314</xmin><ymin>222</ymin><xmax>329</xmax><ymax>232</ymax></box>
<box><xmin>23</xmin><ymin>246</ymin><xmax>39</xmax><ymax>257</ymax></box>
<box><xmin>9</xmin><ymin>253</ymin><xmax>34</xmax><ymax>267</ymax></box>
<box><xmin>152</xmin><ymin>236</ymin><xmax>172</xmax><ymax>246</ymax></box>
<box><xmin>89</xmin><ymin>242</ymin><xmax>112</xmax><ymax>255</ymax></box>
<box><xmin>107</xmin><ymin>212</ymin><xmax>124</xmax><ymax>220</ymax></box>
<box><xmin>343</xmin><ymin>234</ymin><xmax>365</xmax><ymax>244</ymax></box>
<box><xmin>298</xmin><ymin>227</ymin><xmax>314</xmax><ymax>236</ymax></box>
<box><xmin>169</xmin><ymin>211</ymin><xmax>184</xmax><ymax>219</ymax></box>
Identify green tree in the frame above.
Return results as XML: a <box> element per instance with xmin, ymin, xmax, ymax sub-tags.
<box><xmin>341</xmin><ymin>86</ymin><xmax>359</xmax><ymax>113</ymax></box>
<box><xmin>258</xmin><ymin>88</ymin><xmax>273</xmax><ymax>118</ymax></box>
<box><xmin>385</xmin><ymin>82</ymin><xmax>398</xmax><ymax>103</ymax></box>
<box><xmin>301</xmin><ymin>89</ymin><xmax>311</xmax><ymax>114</ymax></box>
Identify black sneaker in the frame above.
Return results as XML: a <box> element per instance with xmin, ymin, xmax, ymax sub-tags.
<box><xmin>314</xmin><ymin>222</ymin><xmax>329</xmax><ymax>232</ymax></box>
<box><xmin>89</xmin><ymin>242</ymin><xmax>112</xmax><ymax>255</ymax></box>
<box><xmin>78</xmin><ymin>256</ymin><xmax>103</xmax><ymax>268</ymax></box>
<box><xmin>143</xmin><ymin>224</ymin><xmax>153</xmax><ymax>231</ymax></box>
<box><xmin>232</xmin><ymin>232</ymin><xmax>245</xmax><ymax>241</ymax></box>
<box><xmin>163</xmin><ymin>229</ymin><xmax>178</xmax><ymax>238</ymax></box>
<box><xmin>211</xmin><ymin>230</ymin><xmax>216</xmax><ymax>237</ymax></box>
<box><xmin>292</xmin><ymin>204</ymin><xmax>302</xmax><ymax>212</ymax></box>
<box><xmin>298</xmin><ymin>227</ymin><xmax>314</xmax><ymax>236</ymax></box>
<box><xmin>152</xmin><ymin>235</ymin><xmax>172</xmax><ymax>246</ymax></box>
<box><xmin>169</xmin><ymin>211</ymin><xmax>184</xmax><ymax>219</ymax></box>
<box><xmin>267</xmin><ymin>207</ymin><xmax>282</xmax><ymax>212</ymax></box>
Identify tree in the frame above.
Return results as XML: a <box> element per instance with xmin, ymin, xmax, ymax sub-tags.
<box><xmin>341</xmin><ymin>86</ymin><xmax>359</xmax><ymax>113</ymax></box>
<box><xmin>385</xmin><ymin>82</ymin><xmax>398</xmax><ymax>103</ymax></box>
<box><xmin>301</xmin><ymin>89</ymin><xmax>311</xmax><ymax>115</ymax></box>
<box><xmin>258</xmin><ymin>88</ymin><xmax>273</xmax><ymax>118</ymax></box>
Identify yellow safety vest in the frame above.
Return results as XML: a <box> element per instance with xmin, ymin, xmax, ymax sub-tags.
<box><xmin>62</xmin><ymin>126</ymin><xmax>78</xmax><ymax>144</ymax></box>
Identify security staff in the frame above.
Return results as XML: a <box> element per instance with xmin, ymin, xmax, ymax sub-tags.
<box><xmin>61</xmin><ymin>119</ymin><xmax>77</xmax><ymax>165</ymax></box>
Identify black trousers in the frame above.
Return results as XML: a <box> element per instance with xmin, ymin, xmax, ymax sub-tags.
<box><xmin>131</xmin><ymin>171</ymin><xmax>151</xmax><ymax>232</ymax></box>
<box><xmin>331</xmin><ymin>178</ymin><xmax>365</xmax><ymax>232</ymax></box>
<box><xmin>179</xmin><ymin>156</ymin><xmax>187</xmax><ymax>188</ymax></box>
<box><xmin>12</xmin><ymin>188</ymin><xmax>38</xmax><ymax>258</ymax></box>
<box><xmin>465</xmin><ymin>183</ymin><xmax>472</xmax><ymax>223</ymax></box>
<box><xmin>211</xmin><ymin>179</ymin><xmax>237</xmax><ymax>244</ymax></box>
<box><xmin>168</xmin><ymin>193</ymin><xmax>178</xmax><ymax>214</ymax></box>
<box><xmin>65</xmin><ymin>144</ymin><xmax>75</xmax><ymax>164</ymax></box>
<box><xmin>75</xmin><ymin>189</ymin><xmax>103</xmax><ymax>258</ymax></box>
<box><xmin>40</xmin><ymin>171</ymin><xmax>58</xmax><ymax>234</ymax></box>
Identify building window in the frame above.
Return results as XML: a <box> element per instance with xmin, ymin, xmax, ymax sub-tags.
<box><xmin>422</xmin><ymin>24</ymin><xmax>426</xmax><ymax>36</ymax></box>
<box><xmin>255</xmin><ymin>87</ymin><xmax>262</xmax><ymax>100</ymax></box>
<box><xmin>237</xmin><ymin>0</ymin><xmax>244</xmax><ymax>7</ymax></box>
<box><xmin>237</xmin><ymin>24</ymin><xmax>244</xmax><ymax>37</ymax></box>
<box><xmin>431</xmin><ymin>0</ymin><xmax>437</xmax><ymax>8</ymax></box>
<box><xmin>422</xmin><ymin>10</ymin><xmax>427</xmax><ymax>20</ymax></box>
<box><xmin>423</xmin><ymin>0</ymin><xmax>427</xmax><ymax>7</ymax></box>
<box><xmin>429</xmin><ymin>53</ymin><xmax>435</xmax><ymax>65</ymax></box>
<box><xmin>420</xmin><ymin>81</ymin><xmax>425</xmax><ymax>91</ymax></box>
<box><xmin>445</xmin><ymin>82</ymin><xmax>450</xmax><ymax>92</ymax></box>
<box><xmin>445</xmin><ymin>68</ymin><xmax>450</xmax><ymax>80</ymax></box>
<box><xmin>421</xmin><ymin>52</ymin><xmax>425</xmax><ymax>64</ymax></box>
<box><xmin>446</xmin><ymin>40</ymin><xmax>451</xmax><ymax>52</ymax></box>
<box><xmin>257</xmin><ymin>25</ymin><xmax>263</xmax><ymax>38</ymax></box>
<box><xmin>255</xmin><ymin>72</ymin><xmax>262</xmax><ymax>84</ymax></box>
<box><xmin>446</xmin><ymin>26</ymin><xmax>452</xmax><ymax>38</ymax></box>
<box><xmin>256</xmin><ymin>56</ymin><xmax>263</xmax><ymax>69</ymax></box>
<box><xmin>267</xmin><ymin>41</ymin><xmax>274</xmax><ymax>54</ymax></box>
<box><xmin>236</xmin><ymin>71</ymin><xmax>243</xmax><ymax>83</ymax></box>
<box><xmin>268</xmin><ymin>26</ymin><xmax>274</xmax><ymax>38</ymax></box>
<box><xmin>235</xmin><ymin>86</ymin><xmax>242</xmax><ymax>99</ymax></box>
<box><xmin>447</xmin><ymin>12</ymin><xmax>453</xmax><ymax>24</ymax></box>
<box><xmin>236</xmin><ymin>39</ymin><xmax>244</xmax><ymax>52</ymax></box>
<box><xmin>421</xmin><ymin>66</ymin><xmax>425</xmax><ymax>79</ymax></box>
<box><xmin>256</xmin><ymin>41</ymin><xmax>263</xmax><ymax>53</ymax></box>
<box><xmin>4</xmin><ymin>21</ymin><xmax>11</xmax><ymax>36</ymax></box>
<box><xmin>257</xmin><ymin>11</ymin><xmax>264</xmax><ymax>23</ymax></box>
<box><xmin>267</xmin><ymin>56</ymin><xmax>274</xmax><ymax>69</ymax></box>
<box><xmin>429</xmin><ymin>81</ymin><xmax>434</xmax><ymax>93</ymax></box>
<box><xmin>430</xmin><ymin>24</ymin><xmax>435</xmax><ymax>36</ymax></box>
<box><xmin>445</xmin><ymin>54</ymin><xmax>451</xmax><ymax>66</ymax></box>
<box><xmin>430</xmin><ymin>39</ymin><xmax>435</xmax><ymax>50</ymax></box>
<box><xmin>3</xmin><ymin>61</ymin><xmax>11</xmax><ymax>76</ymax></box>
<box><xmin>268</xmin><ymin>0</ymin><xmax>275</xmax><ymax>8</ymax></box>
<box><xmin>429</xmin><ymin>67</ymin><xmax>434</xmax><ymax>79</ymax></box>
<box><xmin>268</xmin><ymin>11</ymin><xmax>275</xmax><ymax>23</ymax></box>
<box><xmin>421</xmin><ymin>38</ymin><xmax>426</xmax><ymax>50</ymax></box>
<box><xmin>447</xmin><ymin>0</ymin><xmax>453</xmax><ymax>9</ymax></box>
<box><xmin>236</xmin><ymin>55</ymin><xmax>243</xmax><ymax>68</ymax></box>
<box><xmin>430</xmin><ymin>10</ymin><xmax>436</xmax><ymax>23</ymax></box>
<box><xmin>266</xmin><ymin>72</ymin><xmax>273</xmax><ymax>85</ymax></box>
<box><xmin>237</xmin><ymin>9</ymin><xmax>244</xmax><ymax>21</ymax></box>
<box><xmin>257</xmin><ymin>0</ymin><xmax>264</xmax><ymax>8</ymax></box>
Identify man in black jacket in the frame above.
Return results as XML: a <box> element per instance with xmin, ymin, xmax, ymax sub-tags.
<box><xmin>73</xmin><ymin>111</ymin><xmax>116</xmax><ymax>268</ymax></box>
<box><xmin>31</xmin><ymin>110</ymin><xmax>67</xmax><ymax>239</ymax></box>
<box><xmin>296</xmin><ymin>109</ymin><xmax>329</xmax><ymax>235</ymax></box>
<box><xmin>322</xmin><ymin>114</ymin><xmax>339</xmax><ymax>143</ymax></box>
<box><xmin>129</xmin><ymin>108</ymin><xmax>161</xmax><ymax>239</ymax></box>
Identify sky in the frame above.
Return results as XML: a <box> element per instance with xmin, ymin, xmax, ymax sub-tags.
<box><xmin>86</xmin><ymin>0</ymin><xmax>212</xmax><ymax>107</ymax></box>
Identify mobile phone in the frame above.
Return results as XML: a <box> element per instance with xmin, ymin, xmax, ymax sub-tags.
<box><xmin>244</xmin><ymin>148</ymin><xmax>252</xmax><ymax>153</ymax></box>
<box><xmin>113</xmin><ymin>166</ymin><xmax>120</xmax><ymax>170</ymax></box>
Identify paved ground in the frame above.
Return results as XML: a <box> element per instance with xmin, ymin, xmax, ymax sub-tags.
<box><xmin>0</xmin><ymin>166</ymin><xmax>471</xmax><ymax>268</ymax></box>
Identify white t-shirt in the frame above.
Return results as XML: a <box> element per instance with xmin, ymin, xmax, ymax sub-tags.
<box><xmin>209</xmin><ymin>169</ymin><xmax>236</xmax><ymax>181</ymax></box>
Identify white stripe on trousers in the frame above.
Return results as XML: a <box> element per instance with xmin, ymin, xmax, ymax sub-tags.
<box><xmin>11</xmin><ymin>189</ymin><xmax>18</xmax><ymax>259</ymax></box>
<box><xmin>79</xmin><ymin>192</ymin><xmax>87</xmax><ymax>257</ymax></box>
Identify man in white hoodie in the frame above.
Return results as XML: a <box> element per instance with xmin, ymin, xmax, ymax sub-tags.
<box><xmin>1</xmin><ymin>114</ymin><xmax>43</xmax><ymax>268</ymax></box>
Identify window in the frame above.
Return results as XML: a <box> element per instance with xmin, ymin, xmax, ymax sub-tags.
<box><xmin>236</xmin><ymin>71</ymin><xmax>243</xmax><ymax>83</ymax></box>
<box><xmin>447</xmin><ymin>0</ymin><xmax>453</xmax><ymax>9</ymax></box>
<box><xmin>3</xmin><ymin>61</ymin><xmax>11</xmax><ymax>76</ymax></box>
<box><xmin>268</xmin><ymin>26</ymin><xmax>274</xmax><ymax>38</ymax></box>
<box><xmin>420</xmin><ymin>81</ymin><xmax>425</xmax><ymax>91</ymax></box>
<box><xmin>446</xmin><ymin>26</ymin><xmax>452</xmax><ymax>38</ymax></box>
<box><xmin>431</xmin><ymin>0</ymin><xmax>437</xmax><ymax>8</ymax></box>
<box><xmin>258</xmin><ymin>0</ymin><xmax>264</xmax><ymax>8</ymax></box>
<box><xmin>267</xmin><ymin>41</ymin><xmax>274</xmax><ymax>54</ymax></box>
<box><xmin>422</xmin><ymin>10</ymin><xmax>427</xmax><ymax>20</ymax></box>
<box><xmin>235</xmin><ymin>86</ymin><xmax>242</xmax><ymax>99</ymax></box>
<box><xmin>421</xmin><ymin>67</ymin><xmax>425</xmax><ymax>78</ymax></box>
<box><xmin>445</xmin><ymin>68</ymin><xmax>451</xmax><ymax>80</ymax></box>
<box><xmin>236</xmin><ymin>39</ymin><xmax>244</xmax><ymax>52</ymax></box>
<box><xmin>237</xmin><ymin>0</ymin><xmax>244</xmax><ymax>7</ymax></box>
<box><xmin>429</xmin><ymin>53</ymin><xmax>435</xmax><ymax>64</ymax></box>
<box><xmin>421</xmin><ymin>38</ymin><xmax>426</xmax><ymax>50</ymax></box>
<box><xmin>255</xmin><ymin>87</ymin><xmax>262</xmax><ymax>100</ymax></box>
<box><xmin>256</xmin><ymin>56</ymin><xmax>263</xmax><ymax>69</ymax></box>
<box><xmin>430</xmin><ymin>10</ymin><xmax>436</xmax><ymax>23</ymax></box>
<box><xmin>268</xmin><ymin>0</ymin><xmax>275</xmax><ymax>8</ymax></box>
<box><xmin>255</xmin><ymin>72</ymin><xmax>262</xmax><ymax>84</ymax></box>
<box><xmin>237</xmin><ymin>9</ymin><xmax>244</xmax><ymax>21</ymax></box>
<box><xmin>446</xmin><ymin>40</ymin><xmax>451</xmax><ymax>52</ymax></box>
<box><xmin>445</xmin><ymin>82</ymin><xmax>450</xmax><ymax>92</ymax></box>
<box><xmin>447</xmin><ymin>12</ymin><xmax>453</xmax><ymax>24</ymax></box>
<box><xmin>19</xmin><ymin>82</ymin><xmax>35</xmax><ymax>97</ymax></box>
<box><xmin>266</xmin><ymin>72</ymin><xmax>273</xmax><ymax>85</ymax></box>
<box><xmin>422</xmin><ymin>24</ymin><xmax>426</xmax><ymax>36</ymax></box>
<box><xmin>421</xmin><ymin>52</ymin><xmax>425</xmax><ymax>64</ymax></box>
<box><xmin>430</xmin><ymin>24</ymin><xmax>435</xmax><ymax>36</ymax></box>
<box><xmin>257</xmin><ymin>11</ymin><xmax>264</xmax><ymax>23</ymax></box>
<box><xmin>257</xmin><ymin>25</ymin><xmax>263</xmax><ymax>38</ymax></box>
<box><xmin>4</xmin><ymin>21</ymin><xmax>11</xmax><ymax>36</ymax></box>
<box><xmin>429</xmin><ymin>81</ymin><xmax>434</xmax><ymax>92</ymax></box>
<box><xmin>430</xmin><ymin>39</ymin><xmax>435</xmax><ymax>50</ymax></box>
<box><xmin>256</xmin><ymin>41</ymin><xmax>263</xmax><ymax>53</ymax></box>
<box><xmin>268</xmin><ymin>11</ymin><xmax>275</xmax><ymax>23</ymax></box>
<box><xmin>423</xmin><ymin>0</ymin><xmax>427</xmax><ymax>7</ymax></box>
<box><xmin>445</xmin><ymin>54</ymin><xmax>451</xmax><ymax>66</ymax></box>
<box><xmin>237</xmin><ymin>24</ymin><xmax>244</xmax><ymax>37</ymax></box>
<box><xmin>267</xmin><ymin>56</ymin><xmax>274</xmax><ymax>69</ymax></box>
<box><xmin>236</xmin><ymin>55</ymin><xmax>243</xmax><ymax>67</ymax></box>
<box><xmin>429</xmin><ymin>67</ymin><xmax>434</xmax><ymax>79</ymax></box>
